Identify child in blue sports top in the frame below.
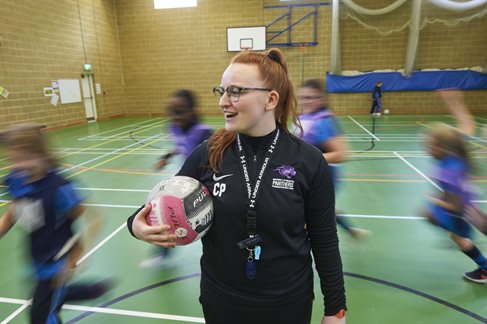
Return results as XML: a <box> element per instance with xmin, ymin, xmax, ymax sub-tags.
<box><xmin>298</xmin><ymin>79</ymin><xmax>368</xmax><ymax>239</ymax></box>
<box><xmin>0</xmin><ymin>124</ymin><xmax>109</xmax><ymax>323</ymax></box>
<box><xmin>423</xmin><ymin>123</ymin><xmax>487</xmax><ymax>283</ymax></box>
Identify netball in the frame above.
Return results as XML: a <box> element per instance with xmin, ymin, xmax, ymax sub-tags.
<box><xmin>146</xmin><ymin>176</ymin><xmax>213</xmax><ymax>245</ymax></box>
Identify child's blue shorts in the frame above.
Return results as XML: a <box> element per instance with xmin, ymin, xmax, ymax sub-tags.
<box><xmin>428</xmin><ymin>202</ymin><xmax>471</xmax><ymax>238</ymax></box>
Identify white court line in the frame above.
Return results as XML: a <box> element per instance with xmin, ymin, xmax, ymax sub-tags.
<box><xmin>0</xmin><ymin>133</ymin><xmax>164</xmax><ymax>199</ymax></box>
<box><xmin>351</xmin><ymin>150</ymin><xmax>425</xmax><ymax>153</ymax></box>
<box><xmin>100</xmin><ymin>120</ymin><xmax>168</xmax><ymax>141</ymax></box>
<box><xmin>347</xmin><ymin>116</ymin><xmax>380</xmax><ymax>141</ymax></box>
<box><xmin>62</xmin><ymin>304</ymin><xmax>205</xmax><ymax>323</ymax></box>
<box><xmin>54</xmin><ymin>147</ymin><xmax>162</xmax><ymax>152</ymax></box>
<box><xmin>83</xmin><ymin>203</ymin><xmax>141</xmax><ymax>209</ymax></box>
<box><xmin>0</xmin><ymin>298</ymin><xmax>205</xmax><ymax>323</ymax></box>
<box><xmin>7</xmin><ymin>199</ymin><xmax>487</xmax><ymax>219</ymax></box>
<box><xmin>346</xmin><ymin>135</ymin><xmax>422</xmax><ymax>137</ymax></box>
<box><xmin>78</xmin><ymin>119</ymin><xmax>157</xmax><ymax>139</ymax></box>
<box><xmin>339</xmin><ymin>121</ymin><xmax>424</xmax><ymax>125</ymax></box>
<box><xmin>347</xmin><ymin>139</ymin><xmax>421</xmax><ymax>142</ymax></box>
<box><xmin>355</xmin><ymin>133</ymin><xmax>424</xmax><ymax>136</ymax></box>
<box><xmin>78</xmin><ymin>119</ymin><xmax>163</xmax><ymax>140</ymax></box>
<box><xmin>0</xmin><ymin>210</ymin><xmax>428</xmax><ymax>323</ymax></box>
<box><xmin>0</xmin><ymin>302</ymin><xmax>30</xmax><ymax>324</ymax></box>
<box><xmin>351</xmin><ymin>155</ymin><xmax>487</xmax><ymax>159</ymax></box>
<box><xmin>59</xmin><ymin>133</ymin><xmax>165</xmax><ymax>174</ymax></box>
<box><xmin>0</xmin><ymin>200</ymin><xmax>143</xmax><ymax>207</ymax></box>
<box><xmin>76</xmin><ymin>222</ymin><xmax>126</xmax><ymax>265</ymax></box>
<box><xmin>0</xmin><ymin>132</ymin><xmax>165</xmax><ymax>320</ymax></box>
<box><xmin>55</xmin><ymin>152</ymin><xmax>162</xmax><ymax>156</ymax></box>
<box><xmin>341</xmin><ymin>213</ymin><xmax>424</xmax><ymax>220</ymax></box>
<box><xmin>393</xmin><ymin>151</ymin><xmax>443</xmax><ymax>192</ymax></box>
<box><xmin>0</xmin><ymin>223</ymin><xmax>128</xmax><ymax>323</ymax></box>
<box><xmin>0</xmin><ymin>200</ymin><xmax>448</xmax><ymax>219</ymax></box>
<box><xmin>78</xmin><ymin>136</ymin><xmax>165</xmax><ymax>141</ymax></box>
<box><xmin>77</xmin><ymin>187</ymin><xmax>151</xmax><ymax>193</ymax></box>
<box><xmin>56</xmin><ymin>150</ymin><xmax>444</xmax><ymax>156</ymax></box>
<box><xmin>80</xmin><ymin>136</ymin><xmax>164</xmax><ymax>139</ymax></box>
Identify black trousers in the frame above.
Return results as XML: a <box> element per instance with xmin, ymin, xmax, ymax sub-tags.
<box><xmin>200</xmin><ymin>295</ymin><xmax>314</xmax><ymax>324</ymax></box>
<box><xmin>370</xmin><ymin>99</ymin><xmax>381</xmax><ymax>113</ymax></box>
<box><xmin>30</xmin><ymin>279</ymin><xmax>106</xmax><ymax>324</ymax></box>
<box><xmin>31</xmin><ymin>278</ymin><xmax>62</xmax><ymax>324</ymax></box>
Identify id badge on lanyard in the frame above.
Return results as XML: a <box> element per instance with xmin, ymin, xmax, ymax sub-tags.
<box><xmin>235</xmin><ymin>129</ymin><xmax>279</xmax><ymax>280</ymax></box>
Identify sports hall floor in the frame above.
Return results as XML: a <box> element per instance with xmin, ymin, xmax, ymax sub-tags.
<box><xmin>0</xmin><ymin>114</ymin><xmax>486</xmax><ymax>324</ymax></box>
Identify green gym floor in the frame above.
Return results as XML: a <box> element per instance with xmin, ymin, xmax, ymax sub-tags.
<box><xmin>1</xmin><ymin>115</ymin><xmax>486</xmax><ymax>324</ymax></box>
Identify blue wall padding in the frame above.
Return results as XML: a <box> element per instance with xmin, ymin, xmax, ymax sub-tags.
<box><xmin>326</xmin><ymin>70</ymin><xmax>487</xmax><ymax>93</ymax></box>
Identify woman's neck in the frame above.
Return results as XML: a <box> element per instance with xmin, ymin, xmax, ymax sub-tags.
<box><xmin>243</xmin><ymin>117</ymin><xmax>277</xmax><ymax>137</ymax></box>
<box><xmin>239</xmin><ymin>126</ymin><xmax>278</xmax><ymax>153</ymax></box>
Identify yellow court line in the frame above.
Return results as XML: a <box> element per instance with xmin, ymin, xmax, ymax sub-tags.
<box><xmin>416</xmin><ymin>121</ymin><xmax>432</xmax><ymax>130</ymax></box>
<box><xmin>60</xmin><ymin>119</ymin><xmax>168</xmax><ymax>160</ymax></box>
<box><xmin>0</xmin><ymin>120</ymin><xmax>168</xmax><ymax>207</ymax></box>
<box><xmin>0</xmin><ymin>136</ymin><xmax>164</xmax><ymax>207</ymax></box>
<box><xmin>57</xmin><ymin>163</ymin><xmax>166</xmax><ymax>177</ymax></box>
<box><xmin>66</xmin><ymin>136</ymin><xmax>165</xmax><ymax>179</ymax></box>
<box><xmin>0</xmin><ymin>119</ymin><xmax>169</xmax><ymax>179</ymax></box>
<box><xmin>467</xmin><ymin>139</ymin><xmax>486</xmax><ymax>150</ymax></box>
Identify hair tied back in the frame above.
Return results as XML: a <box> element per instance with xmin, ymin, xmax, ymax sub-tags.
<box><xmin>266</xmin><ymin>49</ymin><xmax>287</xmax><ymax>71</ymax></box>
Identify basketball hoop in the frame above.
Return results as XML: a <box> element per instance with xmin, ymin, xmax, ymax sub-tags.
<box><xmin>240</xmin><ymin>47</ymin><xmax>252</xmax><ymax>52</ymax></box>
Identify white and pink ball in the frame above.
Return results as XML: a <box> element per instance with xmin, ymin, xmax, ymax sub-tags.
<box><xmin>146</xmin><ymin>176</ymin><xmax>213</xmax><ymax>245</ymax></box>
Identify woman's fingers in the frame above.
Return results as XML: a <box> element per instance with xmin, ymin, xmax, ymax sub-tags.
<box><xmin>134</xmin><ymin>204</ymin><xmax>151</xmax><ymax>221</ymax></box>
<box><xmin>133</xmin><ymin>204</ymin><xmax>177</xmax><ymax>246</ymax></box>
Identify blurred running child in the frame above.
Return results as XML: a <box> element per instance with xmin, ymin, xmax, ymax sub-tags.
<box><xmin>437</xmin><ymin>89</ymin><xmax>487</xmax><ymax>234</ymax></box>
<box><xmin>436</xmin><ymin>89</ymin><xmax>476</xmax><ymax>137</ymax></box>
<box><xmin>423</xmin><ymin>123</ymin><xmax>487</xmax><ymax>283</ymax></box>
<box><xmin>144</xmin><ymin>89</ymin><xmax>213</xmax><ymax>268</ymax></box>
<box><xmin>298</xmin><ymin>79</ymin><xmax>368</xmax><ymax>239</ymax></box>
<box><xmin>155</xmin><ymin>89</ymin><xmax>213</xmax><ymax>170</ymax></box>
<box><xmin>0</xmin><ymin>123</ymin><xmax>109</xmax><ymax>324</ymax></box>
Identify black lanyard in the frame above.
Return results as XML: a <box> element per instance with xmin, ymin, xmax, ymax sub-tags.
<box><xmin>235</xmin><ymin>128</ymin><xmax>280</xmax><ymax>245</ymax></box>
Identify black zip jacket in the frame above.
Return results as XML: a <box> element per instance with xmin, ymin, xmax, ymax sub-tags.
<box><xmin>127</xmin><ymin>127</ymin><xmax>346</xmax><ymax>315</ymax></box>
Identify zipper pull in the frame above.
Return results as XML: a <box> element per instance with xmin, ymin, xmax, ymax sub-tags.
<box><xmin>253</xmin><ymin>155</ymin><xmax>257</xmax><ymax>162</ymax></box>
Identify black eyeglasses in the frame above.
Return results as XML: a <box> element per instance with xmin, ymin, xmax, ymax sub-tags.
<box><xmin>212</xmin><ymin>85</ymin><xmax>272</xmax><ymax>102</ymax></box>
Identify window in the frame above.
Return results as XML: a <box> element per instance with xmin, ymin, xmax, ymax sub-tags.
<box><xmin>154</xmin><ymin>0</ymin><xmax>197</xmax><ymax>9</ymax></box>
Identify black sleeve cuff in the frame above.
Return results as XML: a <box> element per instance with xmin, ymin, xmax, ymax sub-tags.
<box><xmin>127</xmin><ymin>204</ymin><xmax>145</xmax><ymax>238</ymax></box>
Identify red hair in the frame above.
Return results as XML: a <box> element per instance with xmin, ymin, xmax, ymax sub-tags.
<box><xmin>208</xmin><ymin>48</ymin><xmax>301</xmax><ymax>172</ymax></box>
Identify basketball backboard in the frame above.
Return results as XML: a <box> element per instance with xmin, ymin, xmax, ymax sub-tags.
<box><xmin>227</xmin><ymin>26</ymin><xmax>266</xmax><ymax>52</ymax></box>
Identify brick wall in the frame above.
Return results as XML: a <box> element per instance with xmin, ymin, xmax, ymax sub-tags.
<box><xmin>115</xmin><ymin>0</ymin><xmax>335</xmax><ymax>116</ymax></box>
<box><xmin>1</xmin><ymin>0</ymin><xmax>486</xmax><ymax>131</ymax></box>
<box><xmin>116</xmin><ymin>0</ymin><xmax>266</xmax><ymax>117</ymax></box>
<box><xmin>116</xmin><ymin>0</ymin><xmax>486</xmax><ymax>116</ymax></box>
<box><xmin>0</xmin><ymin>0</ymin><xmax>125</xmax><ymax>130</ymax></box>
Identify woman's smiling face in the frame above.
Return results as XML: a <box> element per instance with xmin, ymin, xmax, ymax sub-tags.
<box><xmin>218</xmin><ymin>63</ymin><xmax>278</xmax><ymax>137</ymax></box>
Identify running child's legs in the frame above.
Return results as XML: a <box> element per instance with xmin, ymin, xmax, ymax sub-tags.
<box><xmin>31</xmin><ymin>278</ymin><xmax>63</xmax><ymax>324</ymax></box>
<box><xmin>450</xmin><ymin>233</ymin><xmax>487</xmax><ymax>270</ymax></box>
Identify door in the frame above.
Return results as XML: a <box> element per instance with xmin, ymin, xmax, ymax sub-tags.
<box><xmin>81</xmin><ymin>74</ymin><xmax>97</xmax><ymax>121</ymax></box>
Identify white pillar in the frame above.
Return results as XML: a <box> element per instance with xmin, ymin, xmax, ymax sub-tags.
<box><xmin>330</xmin><ymin>0</ymin><xmax>342</xmax><ymax>75</ymax></box>
<box><xmin>404</xmin><ymin>0</ymin><xmax>422</xmax><ymax>76</ymax></box>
